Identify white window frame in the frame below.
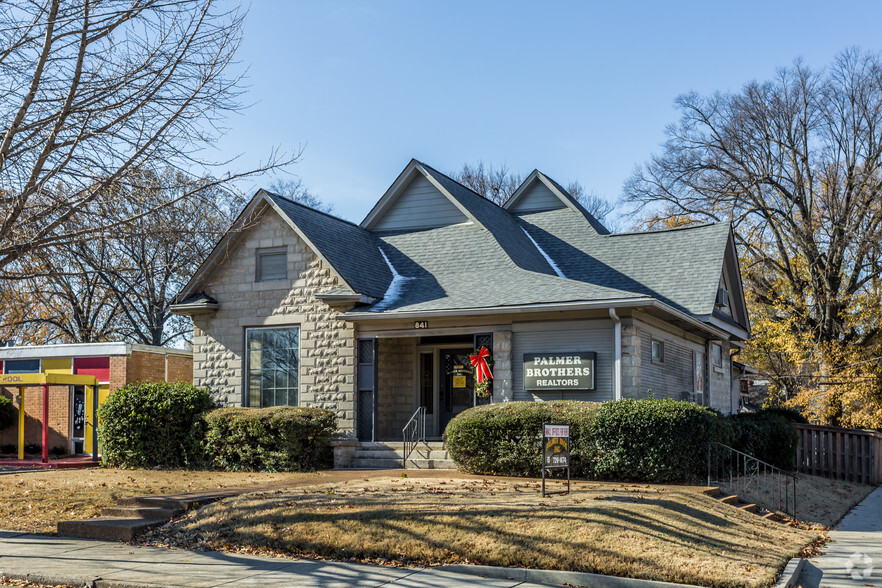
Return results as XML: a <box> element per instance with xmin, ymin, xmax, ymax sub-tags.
<box><xmin>255</xmin><ymin>246</ymin><xmax>288</xmax><ymax>282</ymax></box>
<box><xmin>650</xmin><ymin>338</ymin><xmax>665</xmax><ymax>364</ymax></box>
<box><xmin>244</xmin><ymin>325</ymin><xmax>301</xmax><ymax>407</ymax></box>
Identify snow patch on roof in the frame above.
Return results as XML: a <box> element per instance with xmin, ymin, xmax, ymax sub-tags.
<box><xmin>521</xmin><ymin>227</ymin><xmax>566</xmax><ymax>278</ymax></box>
<box><xmin>372</xmin><ymin>247</ymin><xmax>414</xmax><ymax>310</ymax></box>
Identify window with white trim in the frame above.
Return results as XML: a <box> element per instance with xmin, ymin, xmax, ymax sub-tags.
<box><xmin>651</xmin><ymin>339</ymin><xmax>664</xmax><ymax>364</ymax></box>
<box><xmin>246</xmin><ymin>326</ymin><xmax>300</xmax><ymax>407</ymax></box>
<box><xmin>256</xmin><ymin>247</ymin><xmax>287</xmax><ymax>282</ymax></box>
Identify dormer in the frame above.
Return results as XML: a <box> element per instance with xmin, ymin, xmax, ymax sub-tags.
<box><xmin>504</xmin><ymin>170</ymin><xmax>609</xmax><ymax>234</ymax></box>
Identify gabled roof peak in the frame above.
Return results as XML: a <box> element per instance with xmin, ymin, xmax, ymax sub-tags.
<box><xmin>504</xmin><ymin>170</ymin><xmax>610</xmax><ymax>234</ymax></box>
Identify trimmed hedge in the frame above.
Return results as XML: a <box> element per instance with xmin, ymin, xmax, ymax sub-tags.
<box><xmin>0</xmin><ymin>395</ymin><xmax>15</xmax><ymax>431</ymax></box>
<box><xmin>591</xmin><ymin>398</ymin><xmax>726</xmax><ymax>482</ymax></box>
<box><xmin>204</xmin><ymin>406</ymin><xmax>336</xmax><ymax>472</ymax></box>
<box><xmin>445</xmin><ymin>399</ymin><xmax>797</xmax><ymax>483</ymax></box>
<box><xmin>444</xmin><ymin>401</ymin><xmax>599</xmax><ymax>477</ymax></box>
<box><xmin>726</xmin><ymin>412</ymin><xmax>798</xmax><ymax>469</ymax></box>
<box><xmin>98</xmin><ymin>382</ymin><xmax>214</xmax><ymax>468</ymax></box>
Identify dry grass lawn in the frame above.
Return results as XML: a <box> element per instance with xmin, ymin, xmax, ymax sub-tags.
<box><xmin>720</xmin><ymin>473</ymin><xmax>874</xmax><ymax>529</ymax></box>
<box><xmin>0</xmin><ymin>468</ymin><xmax>318</xmax><ymax>534</ymax></box>
<box><xmin>142</xmin><ymin>476</ymin><xmax>819</xmax><ymax>588</ymax></box>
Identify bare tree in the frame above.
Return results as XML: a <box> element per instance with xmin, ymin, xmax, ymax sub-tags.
<box><xmin>623</xmin><ymin>49</ymin><xmax>882</xmax><ymax>399</ymax></box>
<box><xmin>268</xmin><ymin>178</ymin><xmax>333</xmax><ymax>213</ymax></box>
<box><xmin>453</xmin><ymin>162</ymin><xmax>522</xmax><ymax>206</ymax></box>
<box><xmin>453</xmin><ymin>161</ymin><xmax>616</xmax><ymax>225</ymax></box>
<box><xmin>0</xmin><ymin>0</ymin><xmax>292</xmax><ymax>279</ymax></box>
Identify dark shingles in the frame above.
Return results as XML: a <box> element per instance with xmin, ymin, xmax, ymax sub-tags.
<box><xmin>265</xmin><ymin>192</ymin><xmax>392</xmax><ymax>298</ymax></box>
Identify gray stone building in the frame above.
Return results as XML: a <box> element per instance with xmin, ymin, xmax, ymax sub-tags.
<box><xmin>173</xmin><ymin>159</ymin><xmax>750</xmax><ymax>443</ymax></box>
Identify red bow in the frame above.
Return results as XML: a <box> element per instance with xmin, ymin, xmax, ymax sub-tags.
<box><xmin>470</xmin><ymin>346</ymin><xmax>493</xmax><ymax>383</ymax></box>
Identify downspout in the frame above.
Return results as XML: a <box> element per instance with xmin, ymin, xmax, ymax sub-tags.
<box><xmin>609</xmin><ymin>308</ymin><xmax>622</xmax><ymax>401</ymax></box>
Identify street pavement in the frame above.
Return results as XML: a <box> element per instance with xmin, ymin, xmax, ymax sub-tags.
<box><xmin>797</xmin><ymin>486</ymin><xmax>882</xmax><ymax>587</ymax></box>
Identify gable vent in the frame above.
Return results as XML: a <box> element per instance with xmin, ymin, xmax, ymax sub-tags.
<box><xmin>715</xmin><ymin>287</ymin><xmax>730</xmax><ymax>308</ymax></box>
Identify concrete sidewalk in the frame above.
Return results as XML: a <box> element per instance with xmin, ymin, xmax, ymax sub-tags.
<box><xmin>797</xmin><ymin>486</ymin><xmax>882</xmax><ymax>587</ymax></box>
<box><xmin>0</xmin><ymin>531</ymin><xmax>701</xmax><ymax>588</ymax></box>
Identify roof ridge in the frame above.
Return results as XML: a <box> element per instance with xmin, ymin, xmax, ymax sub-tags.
<box><xmin>263</xmin><ymin>190</ymin><xmax>362</xmax><ymax>229</ymax></box>
<box><xmin>603</xmin><ymin>221</ymin><xmax>726</xmax><ymax>237</ymax></box>
<box><xmin>416</xmin><ymin>160</ymin><xmax>509</xmax><ymax>211</ymax></box>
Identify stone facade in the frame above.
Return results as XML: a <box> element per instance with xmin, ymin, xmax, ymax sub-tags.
<box><xmin>621</xmin><ymin>319</ymin><xmax>641</xmax><ymax>399</ymax></box>
<box><xmin>491</xmin><ymin>329</ymin><xmax>513</xmax><ymax>402</ymax></box>
<box><xmin>376</xmin><ymin>337</ymin><xmax>416</xmax><ymax>439</ymax></box>
<box><xmin>191</xmin><ymin>209</ymin><xmax>356</xmax><ymax>433</ymax></box>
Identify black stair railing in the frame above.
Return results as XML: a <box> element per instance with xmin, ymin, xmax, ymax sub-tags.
<box><xmin>402</xmin><ymin>406</ymin><xmax>426</xmax><ymax>463</ymax></box>
<box><xmin>707</xmin><ymin>442</ymin><xmax>798</xmax><ymax>518</ymax></box>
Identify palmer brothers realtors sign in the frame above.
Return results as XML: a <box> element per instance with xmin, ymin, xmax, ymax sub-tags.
<box><xmin>523</xmin><ymin>352</ymin><xmax>596</xmax><ymax>391</ymax></box>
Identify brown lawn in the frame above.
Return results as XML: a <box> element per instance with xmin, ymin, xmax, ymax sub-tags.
<box><xmin>0</xmin><ymin>468</ymin><xmax>319</xmax><ymax>534</ymax></box>
<box><xmin>141</xmin><ymin>476</ymin><xmax>821</xmax><ymax>588</ymax></box>
<box><xmin>720</xmin><ymin>473</ymin><xmax>874</xmax><ymax>529</ymax></box>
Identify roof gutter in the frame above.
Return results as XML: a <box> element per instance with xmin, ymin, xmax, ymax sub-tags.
<box><xmin>341</xmin><ymin>297</ymin><xmax>735</xmax><ymax>340</ymax></box>
<box><xmin>609</xmin><ymin>308</ymin><xmax>622</xmax><ymax>401</ymax></box>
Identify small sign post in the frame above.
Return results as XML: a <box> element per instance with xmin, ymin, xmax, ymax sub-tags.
<box><xmin>541</xmin><ymin>423</ymin><xmax>570</xmax><ymax>497</ymax></box>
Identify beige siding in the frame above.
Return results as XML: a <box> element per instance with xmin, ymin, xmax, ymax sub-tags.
<box><xmin>509</xmin><ymin>182</ymin><xmax>566</xmax><ymax>213</ymax></box>
<box><xmin>511</xmin><ymin>319</ymin><xmax>614</xmax><ymax>402</ymax></box>
<box><xmin>373</xmin><ymin>175</ymin><xmax>468</xmax><ymax>231</ymax></box>
<box><xmin>191</xmin><ymin>210</ymin><xmax>357</xmax><ymax>434</ymax></box>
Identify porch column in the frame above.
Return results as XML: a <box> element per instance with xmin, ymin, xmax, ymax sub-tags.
<box><xmin>17</xmin><ymin>386</ymin><xmax>24</xmax><ymax>460</ymax></box>
<box><xmin>492</xmin><ymin>330</ymin><xmax>513</xmax><ymax>402</ymax></box>
<box><xmin>91</xmin><ymin>384</ymin><xmax>99</xmax><ymax>462</ymax></box>
<box><xmin>41</xmin><ymin>383</ymin><xmax>48</xmax><ymax>463</ymax></box>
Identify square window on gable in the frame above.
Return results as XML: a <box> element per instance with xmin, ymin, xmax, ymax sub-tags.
<box><xmin>256</xmin><ymin>247</ymin><xmax>287</xmax><ymax>282</ymax></box>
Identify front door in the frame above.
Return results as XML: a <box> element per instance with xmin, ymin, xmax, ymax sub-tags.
<box><xmin>440</xmin><ymin>348</ymin><xmax>474</xmax><ymax>433</ymax></box>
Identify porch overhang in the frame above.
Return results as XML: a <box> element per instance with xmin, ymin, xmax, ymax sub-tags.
<box><xmin>341</xmin><ymin>297</ymin><xmax>735</xmax><ymax>341</ymax></box>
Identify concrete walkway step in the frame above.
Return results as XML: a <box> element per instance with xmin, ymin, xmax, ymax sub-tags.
<box><xmin>101</xmin><ymin>505</ymin><xmax>182</xmax><ymax>519</ymax></box>
<box><xmin>56</xmin><ymin>517</ymin><xmax>167</xmax><ymax>542</ymax></box>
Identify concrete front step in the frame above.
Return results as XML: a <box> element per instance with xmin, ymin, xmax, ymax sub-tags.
<box><xmin>100</xmin><ymin>505</ymin><xmax>182</xmax><ymax>519</ymax></box>
<box><xmin>353</xmin><ymin>450</ymin><xmax>451</xmax><ymax>460</ymax></box>
<box><xmin>57</xmin><ymin>517</ymin><xmax>167</xmax><ymax>542</ymax></box>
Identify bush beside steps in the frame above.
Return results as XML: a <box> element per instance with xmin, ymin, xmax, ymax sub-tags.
<box><xmin>445</xmin><ymin>398</ymin><xmax>798</xmax><ymax>483</ymax></box>
<box><xmin>98</xmin><ymin>381</ymin><xmax>336</xmax><ymax>472</ymax></box>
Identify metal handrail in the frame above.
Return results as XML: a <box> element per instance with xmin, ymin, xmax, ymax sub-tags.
<box><xmin>707</xmin><ymin>441</ymin><xmax>798</xmax><ymax>518</ymax></box>
<box><xmin>402</xmin><ymin>406</ymin><xmax>426</xmax><ymax>463</ymax></box>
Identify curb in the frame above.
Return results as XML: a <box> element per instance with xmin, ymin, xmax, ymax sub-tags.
<box><xmin>436</xmin><ymin>565</ymin><xmax>705</xmax><ymax>587</ymax></box>
<box><xmin>1</xmin><ymin>571</ymin><xmax>165</xmax><ymax>588</ymax></box>
<box><xmin>773</xmin><ymin>558</ymin><xmax>806</xmax><ymax>587</ymax></box>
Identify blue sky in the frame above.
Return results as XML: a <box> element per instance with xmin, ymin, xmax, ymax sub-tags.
<box><xmin>211</xmin><ymin>1</ymin><xmax>882</xmax><ymax>224</ymax></box>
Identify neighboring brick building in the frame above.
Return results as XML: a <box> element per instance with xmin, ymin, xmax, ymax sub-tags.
<box><xmin>0</xmin><ymin>343</ymin><xmax>193</xmax><ymax>455</ymax></box>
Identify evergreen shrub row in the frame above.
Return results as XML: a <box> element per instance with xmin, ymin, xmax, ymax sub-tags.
<box><xmin>98</xmin><ymin>382</ymin><xmax>336</xmax><ymax>471</ymax></box>
<box><xmin>204</xmin><ymin>406</ymin><xmax>335</xmax><ymax>472</ymax></box>
<box><xmin>445</xmin><ymin>398</ymin><xmax>798</xmax><ymax>482</ymax></box>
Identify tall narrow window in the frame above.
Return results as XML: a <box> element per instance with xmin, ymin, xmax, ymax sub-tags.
<box><xmin>256</xmin><ymin>247</ymin><xmax>287</xmax><ymax>282</ymax></box>
<box><xmin>711</xmin><ymin>342</ymin><xmax>723</xmax><ymax>370</ymax></box>
<box><xmin>246</xmin><ymin>326</ymin><xmax>300</xmax><ymax>407</ymax></box>
<box><xmin>651</xmin><ymin>339</ymin><xmax>664</xmax><ymax>364</ymax></box>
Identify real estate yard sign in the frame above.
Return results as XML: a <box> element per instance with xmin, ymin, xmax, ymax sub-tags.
<box><xmin>542</xmin><ymin>423</ymin><xmax>570</xmax><ymax>497</ymax></box>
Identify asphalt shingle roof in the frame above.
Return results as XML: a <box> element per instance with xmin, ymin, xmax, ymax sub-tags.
<box><xmin>259</xmin><ymin>165</ymin><xmax>733</xmax><ymax>321</ymax></box>
<box><xmin>265</xmin><ymin>192</ymin><xmax>392</xmax><ymax>299</ymax></box>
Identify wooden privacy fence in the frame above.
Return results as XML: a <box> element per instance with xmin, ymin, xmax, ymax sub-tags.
<box><xmin>794</xmin><ymin>423</ymin><xmax>882</xmax><ymax>485</ymax></box>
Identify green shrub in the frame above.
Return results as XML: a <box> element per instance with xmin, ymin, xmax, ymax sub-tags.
<box><xmin>24</xmin><ymin>442</ymin><xmax>41</xmax><ymax>455</ymax></box>
<box><xmin>1</xmin><ymin>443</ymin><xmax>16</xmax><ymax>454</ymax></box>
<box><xmin>592</xmin><ymin>398</ymin><xmax>726</xmax><ymax>483</ymax></box>
<box><xmin>98</xmin><ymin>381</ymin><xmax>214</xmax><ymax>469</ymax></box>
<box><xmin>0</xmin><ymin>395</ymin><xmax>15</xmax><ymax>431</ymax></box>
<box><xmin>444</xmin><ymin>401</ymin><xmax>600</xmax><ymax>478</ymax></box>
<box><xmin>757</xmin><ymin>406</ymin><xmax>808</xmax><ymax>424</ymax></box>
<box><xmin>204</xmin><ymin>406</ymin><xmax>336</xmax><ymax>472</ymax></box>
<box><xmin>726</xmin><ymin>411</ymin><xmax>798</xmax><ymax>469</ymax></box>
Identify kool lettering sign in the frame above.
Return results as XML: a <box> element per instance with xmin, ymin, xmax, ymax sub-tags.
<box><xmin>523</xmin><ymin>352</ymin><xmax>596</xmax><ymax>391</ymax></box>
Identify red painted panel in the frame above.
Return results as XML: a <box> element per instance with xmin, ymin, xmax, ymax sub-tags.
<box><xmin>73</xmin><ymin>357</ymin><xmax>110</xmax><ymax>383</ymax></box>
